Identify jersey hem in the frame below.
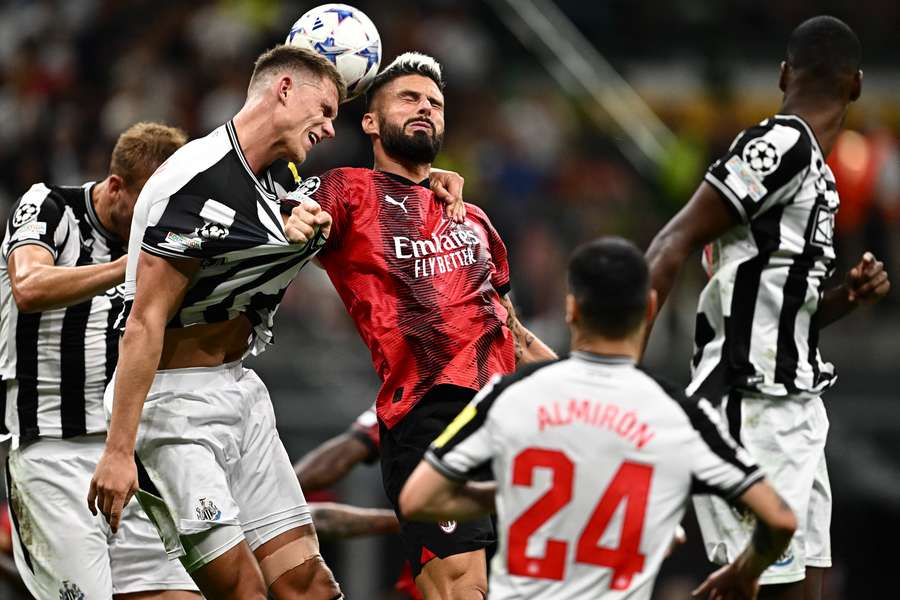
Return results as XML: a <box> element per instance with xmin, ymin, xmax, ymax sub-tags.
<box><xmin>3</xmin><ymin>239</ymin><xmax>58</xmax><ymax>261</ymax></box>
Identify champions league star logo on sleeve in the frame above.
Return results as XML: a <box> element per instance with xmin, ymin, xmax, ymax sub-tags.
<box><xmin>12</xmin><ymin>202</ymin><xmax>39</xmax><ymax>227</ymax></box>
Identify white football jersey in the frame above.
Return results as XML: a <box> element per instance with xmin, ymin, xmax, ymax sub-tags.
<box><xmin>426</xmin><ymin>353</ymin><xmax>763</xmax><ymax>599</ymax></box>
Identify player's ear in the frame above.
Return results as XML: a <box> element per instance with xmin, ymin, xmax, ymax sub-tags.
<box><xmin>850</xmin><ymin>69</ymin><xmax>863</xmax><ymax>102</ymax></box>
<box><xmin>107</xmin><ymin>174</ymin><xmax>125</xmax><ymax>196</ymax></box>
<box><xmin>645</xmin><ymin>289</ymin><xmax>658</xmax><ymax>326</ymax></box>
<box><xmin>278</xmin><ymin>76</ymin><xmax>292</xmax><ymax>104</ymax></box>
<box><xmin>778</xmin><ymin>61</ymin><xmax>789</xmax><ymax>93</ymax></box>
<box><xmin>565</xmin><ymin>293</ymin><xmax>577</xmax><ymax>326</ymax></box>
<box><xmin>361</xmin><ymin>112</ymin><xmax>378</xmax><ymax>136</ymax></box>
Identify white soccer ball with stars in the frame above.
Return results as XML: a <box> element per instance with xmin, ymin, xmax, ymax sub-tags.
<box><xmin>286</xmin><ymin>4</ymin><xmax>381</xmax><ymax>101</ymax></box>
<box><xmin>743</xmin><ymin>138</ymin><xmax>780</xmax><ymax>175</ymax></box>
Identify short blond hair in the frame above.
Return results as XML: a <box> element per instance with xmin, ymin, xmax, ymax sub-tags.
<box><xmin>109</xmin><ymin>122</ymin><xmax>188</xmax><ymax>190</ymax></box>
<box><xmin>249</xmin><ymin>45</ymin><xmax>347</xmax><ymax>103</ymax></box>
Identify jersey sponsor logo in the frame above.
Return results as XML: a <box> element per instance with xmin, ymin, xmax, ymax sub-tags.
<box><xmin>393</xmin><ymin>226</ymin><xmax>481</xmax><ymax>279</ymax></box>
<box><xmin>12</xmin><ymin>202</ymin><xmax>39</xmax><ymax>227</ymax></box>
<box><xmin>195</xmin><ymin>497</ymin><xmax>222</xmax><ymax>521</ymax></box>
<box><xmin>384</xmin><ymin>194</ymin><xmax>408</xmax><ymax>213</ymax></box>
<box><xmin>8</xmin><ymin>220</ymin><xmax>46</xmax><ymax>242</ymax></box>
<box><xmin>59</xmin><ymin>580</ymin><xmax>86</xmax><ymax>600</ymax></box>
<box><xmin>742</xmin><ymin>137</ymin><xmax>781</xmax><ymax>175</ymax></box>
<box><xmin>724</xmin><ymin>156</ymin><xmax>767</xmax><ymax>202</ymax></box>
<box><xmin>438</xmin><ymin>520</ymin><xmax>458</xmax><ymax>534</ymax></box>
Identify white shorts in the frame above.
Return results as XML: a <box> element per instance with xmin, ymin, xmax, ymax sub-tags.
<box><xmin>693</xmin><ymin>394</ymin><xmax>832</xmax><ymax>585</ymax></box>
<box><xmin>5</xmin><ymin>435</ymin><xmax>196</xmax><ymax>599</ymax></box>
<box><xmin>108</xmin><ymin>361</ymin><xmax>312</xmax><ymax>573</ymax></box>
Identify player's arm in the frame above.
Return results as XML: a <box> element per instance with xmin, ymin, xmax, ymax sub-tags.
<box><xmin>401</xmin><ymin>377</ymin><xmax>503</xmax><ymax>521</ymax></box>
<box><xmin>310</xmin><ymin>502</ymin><xmax>400</xmax><ymax>540</ymax></box>
<box><xmin>693</xmin><ymin>481</ymin><xmax>796</xmax><ymax>599</ymax></box>
<box><xmin>400</xmin><ymin>465</ymin><xmax>496</xmax><ymax>522</ymax></box>
<box><xmin>499</xmin><ymin>294</ymin><xmax>557</xmax><ymax>366</ymax></box>
<box><xmin>818</xmin><ymin>251</ymin><xmax>890</xmax><ymax>327</ymax></box>
<box><xmin>645</xmin><ymin>181</ymin><xmax>739</xmax><ymax>320</ymax></box>
<box><xmin>8</xmin><ymin>246</ymin><xmax>126</xmax><ymax>313</ymax></box>
<box><xmin>294</xmin><ymin>432</ymin><xmax>375</xmax><ymax>492</ymax></box>
<box><xmin>88</xmin><ymin>251</ymin><xmax>198</xmax><ymax>532</ymax></box>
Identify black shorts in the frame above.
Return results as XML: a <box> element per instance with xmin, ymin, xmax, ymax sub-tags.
<box><xmin>379</xmin><ymin>384</ymin><xmax>495</xmax><ymax>577</ymax></box>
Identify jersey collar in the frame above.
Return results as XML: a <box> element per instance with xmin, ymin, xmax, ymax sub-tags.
<box><xmin>225</xmin><ymin>120</ymin><xmax>277</xmax><ymax>201</ymax></box>
<box><xmin>379</xmin><ymin>170</ymin><xmax>430</xmax><ymax>190</ymax></box>
<box><xmin>82</xmin><ymin>182</ymin><xmax>120</xmax><ymax>244</ymax></box>
<box><xmin>571</xmin><ymin>350</ymin><xmax>635</xmax><ymax>365</ymax></box>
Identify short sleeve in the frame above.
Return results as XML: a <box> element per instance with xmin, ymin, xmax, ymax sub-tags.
<box><xmin>141</xmin><ymin>194</ymin><xmax>234</xmax><ymax>260</ymax></box>
<box><xmin>684</xmin><ymin>396</ymin><xmax>764</xmax><ymax>502</ymax></box>
<box><xmin>468</xmin><ymin>204</ymin><xmax>510</xmax><ymax>296</ymax></box>
<box><xmin>425</xmin><ymin>374</ymin><xmax>503</xmax><ymax>481</ymax></box>
<box><xmin>705</xmin><ymin>121</ymin><xmax>812</xmax><ymax>223</ymax></box>
<box><xmin>280</xmin><ymin>169</ymin><xmax>350</xmax><ymax>251</ymax></box>
<box><xmin>347</xmin><ymin>403</ymin><xmax>380</xmax><ymax>463</ymax></box>
<box><xmin>3</xmin><ymin>184</ymin><xmax>67</xmax><ymax>261</ymax></box>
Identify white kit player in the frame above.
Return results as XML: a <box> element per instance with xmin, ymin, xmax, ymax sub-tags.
<box><xmin>400</xmin><ymin>238</ymin><xmax>798</xmax><ymax>599</ymax></box>
<box><xmin>88</xmin><ymin>46</ymin><xmax>346</xmax><ymax>599</ymax></box>
<box><xmin>645</xmin><ymin>16</ymin><xmax>889</xmax><ymax>600</ymax></box>
<box><xmin>0</xmin><ymin>123</ymin><xmax>197</xmax><ymax>599</ymax></box>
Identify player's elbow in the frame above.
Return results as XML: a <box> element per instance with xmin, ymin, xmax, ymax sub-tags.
<box><xmin>11</xmin><ymin>280</ymin><xmax>45</xmax><ymax>314</ymax></box>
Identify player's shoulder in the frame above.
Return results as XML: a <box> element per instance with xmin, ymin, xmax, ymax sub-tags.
<box><xmin>634</xmin><ymin>366</ymin><xmax>698</xmax><ymax>415</ymax></box>
<box><xmin>731</xmin><ymin>115</ymin><xmax>815</xmax><ymax>166</ymax></box>
<box><xmin>481</xmin><ymin>359</ymin><xmax>565</xmax><ymax>406</ymax></box>
<box><xmin>141</xmin><ymin>126</ymin><xmax>232</xmax><ymax>199</ymax></box>
<box><xmin>9</xmin><ymin>182</ymin><xmax>70</xmax><ymax>222</ymax></box>
<box><xmin>462</xmin><ymin>202</ymin><xmax>490</xmax><ymax>222</ymax></box>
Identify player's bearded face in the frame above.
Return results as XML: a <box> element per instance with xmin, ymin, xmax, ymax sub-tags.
<box><xmin>378</xmin><ymin>113</ymin><xmax>444</xmax><ymax>165</ymax></box>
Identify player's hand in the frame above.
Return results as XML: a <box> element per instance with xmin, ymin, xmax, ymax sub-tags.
<box><xmin>285</xmin><ymin>199</ymin><xmax>332</xmax><ymax>245</ymax></box>
<box><xmin>87</xmin><ymin>450</ymin><xmax>138</xmax><ymax>533</ymax></box>
<box><xmin>429</xmin><ymin>168</ymin><xmax>466</xmax><ymax>223</ymax></box>
<box><xmin>692</xmin><ymin>561</ymin><xmax>759</xmax><ymax>600</ymax></box>
<box><xmin>846</xmin><ymin>252</ymin><xmax>890</xmax><ymax>305</ymax></box>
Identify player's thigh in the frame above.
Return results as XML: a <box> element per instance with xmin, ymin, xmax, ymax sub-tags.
<box><xmin>251</xmin><ymin>523</ymin><xmax>341</xmax><ymax>599</ymax></box>
<box><xmin>417</xmin><ymin>549</ymin><xmax>488</xmax><ymax>600</ymax></box>
<box><xmin>189</xmin><ymin>539</ymin><xmax>268</xmax><ymax>600</ymax></box>
<box><xmin>232</xmin><ymin>369</ymin><xmax>314</xmax><ymax>549</ymax></box>
<box><xmin>6</xmin><ymin>440</ymin><xmax>113</xmax><ymax>599</ymax></box>
<box><xmin>109</xmin><ymin>495</ymin><xmax>198</xmax><ymax>596</ymax></box>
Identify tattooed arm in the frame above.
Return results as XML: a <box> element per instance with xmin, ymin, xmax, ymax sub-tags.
<box><xmin>310</xmin><ymin>503</ymin><xmax>400</xmax><ymax>540</ymax></box>
<box><xmin>499</xmin><ymin>294</ymin><xmax>557</xmax><ymax>366</ymax></box>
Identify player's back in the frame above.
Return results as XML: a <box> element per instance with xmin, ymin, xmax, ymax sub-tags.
<box><xmin>429</xmin><ymin>353</ymin><xmax>761</xmax><ymax>599</ymax></box>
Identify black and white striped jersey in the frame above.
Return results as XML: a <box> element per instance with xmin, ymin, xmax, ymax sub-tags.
<box><xmin>123</xmin><ymin>121</ymin><xmax>323</xmax><ymax>355</ymax></box>
<box><xmin>426</xmin><ymin>353</ymin><xmax>762</xmax><ymax>600</ymax></box>
<box><xmin>0</xmin><ymin>182</ymin><xmax>125</xmax><ymax>441</ymax></box>
<box><xmin>690</xmin><ymin>114</ymin><xmax>838</xmax><ymax>400</ymax></box>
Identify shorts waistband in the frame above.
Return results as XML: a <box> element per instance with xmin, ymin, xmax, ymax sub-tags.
<box><xmin>151</xmin><ymin>360</ymin><xmax>245</xmax><ymax>387</ymax></box>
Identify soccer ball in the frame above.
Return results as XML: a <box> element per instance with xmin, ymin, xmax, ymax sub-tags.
<box><xmin>286</xmin><ymin>4</ymin><xmax>381</xmax><ymax>101</ymax></box>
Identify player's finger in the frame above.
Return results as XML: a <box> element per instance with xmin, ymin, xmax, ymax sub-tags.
<box><xmin>287</xmin><ymin>223</ymin><xmax>315</xmax><ymax>243</ymax></box>
<box><xmin>87</xmin><ymin>480</ymin><xmax>98</xmax><ymax>515</ymax></box>
<box><xmin>862</xmin><ymin>251</ymin><xmax>874</xmax><ymax>265</ymax></box>
<box><xmin>300</xmin><ymin>200</ymin><xmax>321</xmax><ymax>215</ymax></box>
<box><xmin>314</xmin><ymin>212</ymin><xmax>332</xmax><ymax>227</ymax></box>
<box><xmin>857</xmin><ymin>270</ymin><xmax>888</xmax><ymax>297</ymax></box>
<box><xmin>432</xmin><ymin>181</ymin><xmax>450</xmax><ymax>203</ymax></box>
<box><xmin>100</xmin><ymin>488</ymin><xmax>115</xmax><ymax>523</ymax></box>
<box><xmin>692</xmin><ymin>577</ymin><xmax>713</xmax><ymax>596</ymax></box>
<box><xmin>109</xmin><ymin>498</ymin><xmax>124</xmax><ymax>533</ymax></box>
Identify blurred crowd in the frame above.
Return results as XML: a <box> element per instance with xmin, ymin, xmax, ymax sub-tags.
<box><xmin>0</xmin><ymin>1</ymin><xmax>898</xmax><ymax>597</ymax></box>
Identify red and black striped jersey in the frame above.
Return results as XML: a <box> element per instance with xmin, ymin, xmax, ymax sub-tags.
<box><xmin>300</xmin><ymin>168</ymin><xmax>515</xmax><ymax>429</ymax></box>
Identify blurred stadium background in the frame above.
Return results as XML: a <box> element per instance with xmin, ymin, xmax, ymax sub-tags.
<box><xmin>0</xmin><ymin>0</ymin><xmax>897</xmax><ymax>597</ymax></box>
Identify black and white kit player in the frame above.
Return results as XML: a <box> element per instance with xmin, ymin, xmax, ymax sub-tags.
<box><xmin>646</xmin><ymin>16</ymin><xmax>889</xmax><ymax>597</ymax></box>
<box><xmin>400</xmin><ymin>238</ymin><xmax>798</xmax><ymax>600</ymax></box>
<box><xmin>0</xmin><ymin>124</ymin><xmax>196</xmax><ymax>599</ymax></box>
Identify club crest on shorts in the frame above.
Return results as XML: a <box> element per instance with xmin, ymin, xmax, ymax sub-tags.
<box><xmin>438</xmin><ymin>520</ymin><xmax>457</xmax><ymax>534</ymax></box>
<box><xmin>59</xmin><ymin>580</ymin><xmax>85</xmax><ymax>600</ymax></box>
<box><xmin>195</xmin><ymin>497</ymin><xmax>222</xmax><ymax>521</ymax></box>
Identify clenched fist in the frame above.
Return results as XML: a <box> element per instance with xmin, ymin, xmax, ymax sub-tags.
<box><xmin>283</xmin><ymin>199</ymin><xmax>332</xmax><ymax>246</ymax></box>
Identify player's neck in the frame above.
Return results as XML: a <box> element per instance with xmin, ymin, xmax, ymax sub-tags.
<box><xmin>570</xmin><ymin>330</ymin><xmax>640</xmax><ymax>362</ymax></box>
<box><xmin>779</xmin><ymin>95</ymin><xmax>849</xmax><ymax>156</ymax></box>
<box><xmin>232</xmin><ymin>104</ymin><xmax>280</xmax><ymax>175</ymax></box>
<box><xmin>373</xmin><ymin>148</ymin><xmax>430</xmax><ymax>184</ymax></box>
<box><xmin>90</xmin><ymin>178</ymin><xmax>118</xmax><ymax>238</ymax></box>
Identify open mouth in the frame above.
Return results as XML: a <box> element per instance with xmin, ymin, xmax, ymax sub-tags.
<box><xmin>307</xmin><ymin>132</ymin><xmax>320</xmax><ymax>146</ymax></box>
